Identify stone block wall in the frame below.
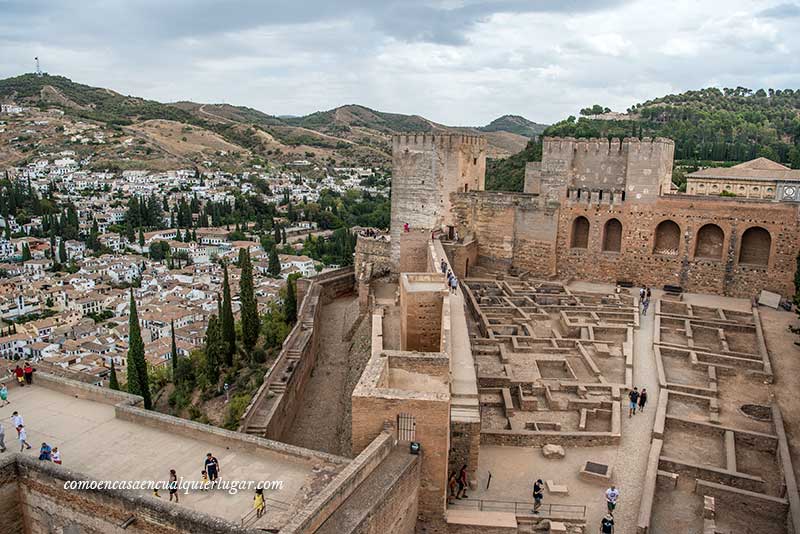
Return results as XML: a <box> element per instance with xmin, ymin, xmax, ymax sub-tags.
<box><xmin>0</xmin><ymin>458</ymin><xmax>23</xmax><ymax>534</ymax></box>
<box><xmin>400</xmin><ymin>273</ymin><xmax>448</xmax><ymax>352</ymax></box>
<box><xmin>390</xmin><ymin>134</ymin><xmax>487</xmax><ymax>271</ymax></box>
<box><xmin>355</xmin><ymin>236</ymin><xmax>392</xmax><ymax>278</ymax></box>
<box><xmin>449</xmin><ymin>420</ymin><xmax>481</xmax><ymax>481</ymax></box>
<box><xmin>442</xmin><ymin>239</ymin><xmax>478</xmax><ymax>279</ymax></box>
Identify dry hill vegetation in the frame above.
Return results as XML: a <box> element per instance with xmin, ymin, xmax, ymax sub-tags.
<box><xmin>0</xmin><ymin>74</ymin><xmax>536</xmax><ymax>170</ymax></box>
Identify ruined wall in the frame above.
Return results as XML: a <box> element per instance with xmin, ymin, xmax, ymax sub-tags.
<box><xmin>0</xmin><ymin>458</ymin><xmax>23</xmax><ymax>534</ymax></box>
<box><xmin>442</xmin><ymin>240</ymin><xmax>478</xmax><ymax>279</ymax></box>
<box><xmin>450</xmin><ymin>192</ymin><xmax>558</xmax><ymax>276</ymax></box>
<box><xmin>555</xmin><ymin>196</ymin><xmax>800</xmax><ymax>297</ymax></box>
<box><xmin>400</xmin><ymin>274</ymin><xmax>448</xmax><ymax>352</ymax></box>
<box><xmin>390</xmin><ymin>134</ymin><xmax>487</xmax><ymax>270</ymax></box>
<box><xmin>355</xmin><ymin>236</ymin><xmax>392</xmax><ymax>278</ymax></box>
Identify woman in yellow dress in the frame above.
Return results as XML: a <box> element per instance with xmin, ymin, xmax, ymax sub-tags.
<box><xmin>254</xmin><ymin>488</ymin><xmax>265</xmax><ymax>519</ymax></box>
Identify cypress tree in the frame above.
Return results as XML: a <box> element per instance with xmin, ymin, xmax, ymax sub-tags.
<box><xmin>21</xmin><ymin>243</ymin><xmax>31</xmax><ymax>261</ymax></box>
<box><xmin>138</xmin><ymin>227</ymin><xmax>145</xmax><ymax>247</ymax></box>
<box><xmin>285</xmin><ymin>275</ymin><xmax>298</xmax><ymax>325</ymax></box>
<box><xmin>58</xmin><ymin>239</ymin><xmax>67</xmax><ymax>264</ymax></box>
<box><xmin>274</xmin><ymin>224</ymin><xmax>281</xmax><ymax>244</ymax></box>
<box><xmin>171</xmin><ymin>319</ymin><xmax>178</xmax><ymax>376</ymax></box>
<box><xmin>221</xmin><ymin>263</ymin><xmax>236</xmax><ymax>366</ymax></box>
<box><xmin>282</xmin><ymin>227</ymin><xmax>287</xmax><ymax>244</ymax></box>
<box><xmin>239</xmin><ymin>248</ymin><xmax>259</xmax><ymax>351</ymax></box>
<box><xmin>109</xmin><ymin>359</ymin><xmax>120</xmax><ymax>391</ymax></box>
<box><xmin>126</xmin><ymin>290</ymin><xmax>152</xmax><ymax>409</ymax></box>
<box><xmin>268</xmin><ymin>246</ymin><xmax>281</xmax><ymax>277</ymax></box>
<box><xmin>204</xmin><ymin>314</ymin><xmax>221</xmax><ymax>384</ymax></box>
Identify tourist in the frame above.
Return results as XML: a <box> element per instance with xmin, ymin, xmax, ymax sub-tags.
<box><xmin>204</xmin><ymin>452</ymin><xmax>220</xmax><ymax>483</ymax></box>
<box><xmin>254</xmin><ymin>488</ymin><xmax>266</xmax><ymax>519</ymax></box>
<box><xmin>450</xmin><ymin>275</ymin><xmax>458</xmax><ymax>294</ymax></box>
<box><xmin>601</xmin><ymin>513</ymin><xmax>615</xmax><ymax>533</ymax></box>
<box><xmin>448</xmin><ymin>472</ymin><xmax>458</xmax><ymax>502</ymax></box>
<box><xmin>23</xmin><ymin>362</ymin><xmax>34</xmax><ymax>385</ymax></box>
<box><xmin>638</xmin><ymin>388</ymin><xmax>648</xmax><ymax>412</ymax></box>
<box><xmin>0</xmin><ymin>383</ymin><xmax>8</xmax><ymax>406</ymax></box>
<box><xmin>639</xmin><ymin>287</ymin><xmax>645</xmax><ymax>303</ymax></box>
<box><xmin>11</xmin><ymin>411</ymin><xmax>24</xmax><ymax>434</ymax></box>
<box><xmin>168</xmin><ymin>469</ymin><xmax>179</xmax><ymax>502</ymax></box>
<box><xmin>440</xmin><ymin>258</ymin><xmax>447</xmax><ymax>274</ymax></box>
<box><xmin>605</xmin><ymin>485</ymin><xmax>619</xmax><ymax>515</ymax></box>
<box><xmin>456</xmin><ymin>465</ymin><xmax>469</xmax><ymax>499</ymax></box>
<box><xmin>18</xmin><ymin>424</ymin><xmax>32</xmax><ymax>451</ymax></box>
<box><xmin>201</xmin><ymin>470</ymin><xmax>209</xmax><ymax>490</ymax></box>
<box><xmin>0</xmin><ymin>422</ymin><xmax>6</xmax><ymax>453</ymax></box>
<box><xmin>52</xmin><ymin>447</ymin><xmax>61</xmax><ymax>465</ymax></box>
<box><xmin>641</xmin><ymin>298</ymin><xmax>649</xmax><ymax>316</ymax></box>
<box><xmin>13</xmin><ymin>365</ymin><xmax>25</xmax><ymax>387</ymax></box>
<box><xmin>532</xmin><ymin>479</ymin><xmax>544</xmax><ymax>514</ymax></box>
<box><xmin>403</xmin><ymin>222</ymin><xmax>410</xmax><ymax>233</ymax></box>
<box><xmin>38</xmin><ymin>442</ymin><xmax>52</xmax><ymax>461</ymax></box>
<box><xmin>628</xmin><ymin>387</ymin><xmax>639</xmax><ymax>417</ymax></box>
<box><xmin>646</xmin><ymin>288</ymin><xmax>652</xmax><ymax>301</ymax></box>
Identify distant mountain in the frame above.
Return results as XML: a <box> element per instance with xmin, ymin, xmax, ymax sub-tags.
<box><xmin>0</xmin><ymin>74</ymin><xmax>533</xmax><ymax>169</ymax></box>
<box><xmin>479</xmin><ymin>115</ymin><xmax>548</xmax><ymax>137</ymax></box>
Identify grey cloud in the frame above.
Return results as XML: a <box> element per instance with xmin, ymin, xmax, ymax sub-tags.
<box><xmin>758</xmin><ymin>2</ymin><xmax>800</xmax><ymax>18</ymax></box>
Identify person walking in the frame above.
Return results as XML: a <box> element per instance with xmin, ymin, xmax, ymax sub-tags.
<box><xmin>200</xmin><ymin>470</ymin><xmax>209</xmax><ymax>490</ymax></box>
<box><xmin>601</xmin><ymin>513</ymin><xmax>615</xmax><ymax>533</ymax></box>
<box><xmin>605</xmin><ymin>485</ymin><xmax>619</xmax><ymax>515</ymax></box>
<box><xmin>641</xmin><ymin>298</ymin><xmax>649</xmax><ymax>316</ymax></box>
<box><xmin>0</xmin><ymin>422</ymin><xmax>6</xmax><ymax>453</ymax></box>
<box><xmin>440</xmin><ymin>259</ymin><xmax>447</xmax><ymax>274</ymax></box>
<box><xmin>52</xmin><ymin>447</ymin><xmax>61</xmax><ymax>465</ymax></box>
<box><xmin>646</xmin><ymin>287</ymin><xmax>652</xmax><ymax>301</ymax></box>
<box><xmin>639</xmin><ymin>287</ymin><xmax>645</xmax><ymax>305</ymax></box>
<box><xmin>254</xmin><ymin>488</ymin><xmax>266</xmax><ymax>519</ymax></box>
<box><xmin>168</xmin><ymin>469</ymin><xmax>179</xmax><ymax>502</ymax></box>
<box><xmin>628</xmin><ymin>388</ymin><xmax>639</xmax><ymax>417</ymax></box>
<box><xmin>0</xmin><ymin>383</ymin><xmax>8</xmax><ymax>406</ymax></box>
<box><xmin>204</xmin><ymin>452</ymin><xmax>220</xmax><ymax>484</ymax></box>
<box><xmin>638</xmin><ymin>388</ymin><xmax>648</xmax><ymax>412</ymax></box>
<box><xmin>450</xmin><ymin>275</ymin><xmax>458</xmax><ymax>294</ymax></box>
<box><xmin>448</xmin><ymin>472</ymin><xmax>458</xmax><ymax>502</ymax></box>
<box><xmin>11</xmin><ymin>411</ymin><xmax>24</xmax><ymax>435</ymax></box>
<box><xmin>23</xmin><ymin>362</ymin><xmax>34</xmax><ymax>385</ymax></box>
<box><xmin>456</xmin><ymin>465</ymin><xmax>469</xmax><ymax>499</ymax></box>
<box><xmin>532</xmin><ymin>479</ymin><xmax>544</xmax><ymax>514</ymax></box>
<box><xmin>18</xmin><ymin>424</ymin><xmax>32</xmax><ymax>451</ymax></box>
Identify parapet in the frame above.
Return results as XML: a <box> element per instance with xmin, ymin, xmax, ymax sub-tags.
<box><xmin>543</xmin><ymin>136</ymin><xmax>675</xmax><ymax>156</ymax></box>
<box><xmin>393</xmin><ymin>133</ymin><xmax>487</xmax><ymax>152</ymax></box>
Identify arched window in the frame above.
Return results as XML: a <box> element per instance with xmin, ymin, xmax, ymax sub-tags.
<box><xmin>571</xmin><ymin>216</ymin><xmax>590</xmax><ymax>249</ymax></box>
<box><xmin>602</xmin><ymin>219</ymin><xmax>622</xmax><ymax>252</ymax></box>
<box><xmin>694</xmin><ymin>224</ymin><xmax>724</xmax><ymax>260</ymax></box>
<box><xmin>654</xmin><ymin>220</ymin><xmax>680</xmax><ymax>256</ymax></box>
<box><xmin>739</xmin><ymin>226</ymin><xmax>771</xmax><ymax>266</ymax></box>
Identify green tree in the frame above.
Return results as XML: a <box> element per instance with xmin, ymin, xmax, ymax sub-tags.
<box><xmin>220</xmin><ymin>262</ymin><xmax>236</xmax><ymax>366</ymax></box>
<box><xmin>109</xmin><ymin>359</ymin><xmax>120</xmax><ymax>391</ymax></box>
<box><xmin>138</xmin><ymin>227</ymin><xmax>145</xmax><ymax>247</ymax></box>
<box><xmin>274</xmin><ymin>224</ymin><xmax>282</xmax><ymax>244</ymax></box>
<box><xmin>126</xmin><ymin>290</ymin><xmax>152</xmax><ymax>409</ymax></box>
<box><xmin>268</xmin><ymin>246</ymin><xmax>281</xmax><ymax>277</ymax></box>
<box><xmin>58</xmin><ymin>238</ymin><xmax>67</xmax><ymax>264</ymax></box>
<box><xmin>171</xmin><ymin>319</ymin><xmax>179</xmax><ymax>376</ymax></box>
<box><xmin>204</xmin><ymin>314</ymin><xmax>222</xmax><ymax>384</ymax></box>
<box><xmin>21</xmin><ymin>243</ymin><xmax>31</xmax><ymax>261</ymax></box>
<box><xmin>284</xmin><ymin>274</ymin><xmax>299</xmax><ymax>325</ymax></box>
<box><xmin>239</xmin><ymin>248</ymin><xmax>260</xmax><ymax>351</ymax></box>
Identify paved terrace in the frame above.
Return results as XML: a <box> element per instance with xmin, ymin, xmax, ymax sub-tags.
<box><xmin>0</xmin><ymin>378</ymin><xmax>346</xmax><ymax>531</ymax></box>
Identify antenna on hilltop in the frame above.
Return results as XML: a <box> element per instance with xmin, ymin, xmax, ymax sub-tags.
<box><xmin>35</xmin><ymin>57</ymin><xmax>42</xmax><ymax>77</ymax></box>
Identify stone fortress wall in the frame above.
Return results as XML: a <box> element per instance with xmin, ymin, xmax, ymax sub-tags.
<box><xmin>396</xmin><ymin>133</ymin><xmax>800</xmax><ymax>298</ymax></box>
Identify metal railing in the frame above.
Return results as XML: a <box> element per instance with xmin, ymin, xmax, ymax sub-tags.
<box><xmin>448</xmin><ymin>498</ymin><xmax>586</xmax><ymax>520</ymax></box>
<box><xmin>240</xmin><ymin>496</ymin><xmax>291</xmax><ymax>529</ymax></box>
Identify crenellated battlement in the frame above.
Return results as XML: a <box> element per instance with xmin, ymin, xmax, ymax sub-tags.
<box><xmin>393</xmin><ymin>133</ymin><xmax>487</xmax><ymax>151</ymax></box>
<box><xmin>543</xmin><ymin>136</ymin><xmax>674</xmax><ymax>156</ymax></box>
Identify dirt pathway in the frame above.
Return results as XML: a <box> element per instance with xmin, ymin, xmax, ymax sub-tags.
<box><xmin>281</xmin><ymin>295</ymin><xmax>367</xmax><ymax>457</ymax></box>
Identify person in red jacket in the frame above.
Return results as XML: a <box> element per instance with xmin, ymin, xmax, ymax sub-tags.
<box><xmin>23</xmin><ymin>362</ymin><xmax>34</xmax><ymax>385</ymax></box>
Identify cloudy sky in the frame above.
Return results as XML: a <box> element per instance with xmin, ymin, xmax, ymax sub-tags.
<box><xmin>1</xmin><ymin>0</ymin><xmax>799</xmax><ymax>125</ymax></box>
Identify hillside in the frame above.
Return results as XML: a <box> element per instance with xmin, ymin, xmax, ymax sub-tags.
<box><xmin>486</xmin><ymin>87</ymin><xmax>800</xmax><ymax>192</ymax></box>
<box><xmin>478</xmin><ymin>115</ymin><xmax>547</xmax><ymax>137</ymax></box>
<box><xmin>0</xmin><ymin>74</ymin><xmax>537</xmax><ymax>170</ymax></box>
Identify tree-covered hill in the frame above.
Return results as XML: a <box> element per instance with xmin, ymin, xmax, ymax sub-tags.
<box><xmin>479</xmin><ymin>114</ymin><xmax>548</xmax><ymax>137</ymax></box>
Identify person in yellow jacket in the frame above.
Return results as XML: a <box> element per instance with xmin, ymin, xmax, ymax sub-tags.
<box><xmin>254</xmin><ymin>488</ymin><xmax>265</xmax><ymax>519</ymax></box>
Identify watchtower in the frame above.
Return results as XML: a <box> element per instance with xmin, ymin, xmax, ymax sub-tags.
<box><xmin>389</xmin><ymin>133</ymin><xmax>487</xmax><ymax>272</ymax></box>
